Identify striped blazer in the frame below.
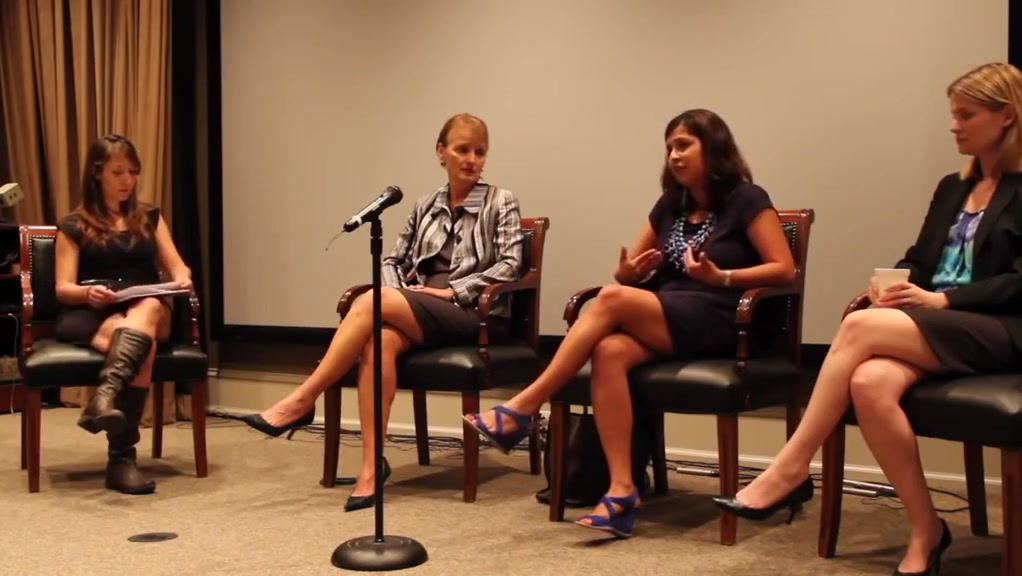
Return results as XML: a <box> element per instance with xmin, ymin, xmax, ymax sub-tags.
<box><xmin>382</xmin><ymin>181</ymin><xmax>523</xmax><ymax>316</ymax></box>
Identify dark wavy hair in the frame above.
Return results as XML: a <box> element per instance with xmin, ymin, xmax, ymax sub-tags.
<box><xmin>72</xmin><ymin>134</ymin><xmax>152</xmax><ymax>246</ymax></box>
<box><xmin>659</xmin><ymin>109</ymin><xmax>752</xmax><ymax>215</ymax></box>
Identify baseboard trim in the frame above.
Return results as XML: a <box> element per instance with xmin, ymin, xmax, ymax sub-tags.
<box><xmin>215</xmin><ymin>369</ymin><xmax>306</xmax><ymax>384</ymax></box>
<box><xmin>208</xmin><ymin>405</ymin><xmax>1001</xmax><ymax>489</ymax></box>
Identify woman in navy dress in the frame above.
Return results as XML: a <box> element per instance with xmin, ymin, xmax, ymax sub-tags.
<box><xmin>465</xmin><ymin>109</ymin><xmax>796</xmax><ymax>537</ymax></box>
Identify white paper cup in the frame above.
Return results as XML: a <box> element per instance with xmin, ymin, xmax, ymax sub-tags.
<box><xmin>874</xmin><ymin>268</ymin><xmax>910</xmax><ymax>294</ymax></box>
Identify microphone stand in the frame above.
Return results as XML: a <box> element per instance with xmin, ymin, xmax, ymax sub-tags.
<box><xmin>331</xmin><ymin>216</ymin><xmax>428</xmax><ymax>571</ymax></box>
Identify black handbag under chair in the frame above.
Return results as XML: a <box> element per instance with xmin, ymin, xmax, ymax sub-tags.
<box><xmin>535</xmin><ymin>405</ymin><xmax>654</xmax><ymax>508</ymax></box>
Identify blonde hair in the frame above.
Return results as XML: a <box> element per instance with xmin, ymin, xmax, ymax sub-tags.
<box><xmin>947</xmin><ymin>62</ymin><xmax>1022</xmax><ymax>178</ymax></box>
<box><xmin>436</xmin><ymin>113</ymin><xmax>489</xmax><ymax>147</ymax></box>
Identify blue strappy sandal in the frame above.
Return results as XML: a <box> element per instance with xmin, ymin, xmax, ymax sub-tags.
<box><xmin>461</xmin><ymin>405</ymin><xmax>534</xmax><ymax>454</ymax></box>
<box><xmin>574</xmin><ymin>489</ymin><xmax>640</xmax><ymax>538</ymax></box>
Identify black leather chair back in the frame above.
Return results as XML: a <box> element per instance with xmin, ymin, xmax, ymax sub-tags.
<box><xmin>507</xmin><ymin>218</ymin><xmax>550</xmax><ymax>347</ymax></box>
<box><xmin>521</xmin><ymin>230</ymin><xmax>534</xmax><ymax>269</ymax></box>
<box><xmin>24</xmin><ymin>229</ymin><xmax>60</xmax><ymax>323</ymax></box>
<box><xmin>749</xmin><ymin>210</ymin><xmax>814</xmax><ymax>361</ymax></box>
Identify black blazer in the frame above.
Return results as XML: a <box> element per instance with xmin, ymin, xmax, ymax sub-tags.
<box><xmin>895</xmin><ymin>171</ymin><xmax>1022</xmax><ymax>349</ymax></box>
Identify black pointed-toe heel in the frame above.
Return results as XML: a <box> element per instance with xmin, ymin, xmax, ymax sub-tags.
<box><xmin>711</xmin><ymin>477</ymin><xmax>814</xmax><ymax>523</ymax></box>
<box><xmin>240</xmin><ymin>408</ymin><xmax>315</xmax><ymax>438</ymax></box>
<box><xmin>344</xmin><ymin>458</ymin><xmax>392</xmax><ymax>512</ymax></box>
<box><xmin>893</xmin><ymin>519</ymin><xmax>952</xmax><ymax>576</ymax></box>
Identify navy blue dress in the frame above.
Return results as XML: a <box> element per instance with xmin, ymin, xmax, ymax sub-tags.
<box><xmin>644</xmin><ymin>182</ymin><xmax>774</xmax><ymax>358</ymax></box>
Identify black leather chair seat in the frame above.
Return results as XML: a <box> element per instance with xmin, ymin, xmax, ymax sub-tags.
<box><xmin>841</xmin><ymin>374</ymin><xmax>1022</xmax><ymax>450</ymax></box>
<box><xmin>554</xmin><ymin>358</ymin><xmax>799</xmax><ymax>413</ymax></box>
<box><xmin>21</xmin><ymin>338</ymin><xmax>209</xmax><ymax>388</ymax></box>
<box><xmin>338</xmin><ymin>344</ymin><xmax>541</xmax><ymax>392</ymax></box>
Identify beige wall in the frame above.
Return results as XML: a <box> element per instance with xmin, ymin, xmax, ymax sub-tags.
<box><xmin>205</xmin><ymin>0</ymin><xmax>1011</xmax><ymax>490</ymax></box>
<box><xmin>217</xmin><ymin>0</ymin><xmax>1007</xmax><ymax>345</ymax></box>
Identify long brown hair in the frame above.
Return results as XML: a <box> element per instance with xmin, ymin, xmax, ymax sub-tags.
<box><xmin>72</xmin><ymin>134</ymin><xmax>152</xmax><ymax>246</ymax></box>
<box><xmin>659</xmin><ymin>109</ymin><xmax>752</xmax><ymax>215</ymax></box>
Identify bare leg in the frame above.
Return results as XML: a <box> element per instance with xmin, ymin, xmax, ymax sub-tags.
<box><xmin>578</xmin><ymin>333</ymin><xmax>658</xmax><ymax>524</ymax></box>
<box><xmin>468</xmin><ymin>285</ymin><xmax>670</xmax><ymax>432</ymax></box>
<box><xmin>735</xmin><ymin>308</ymin><xmax>941</xmax><ymax>508</ymax></box>
<box><xmin>90</xmin><ymin>313</ymin><xmax>127</xmax><ymax>354</ymax></box>
<box><xmin>91</xmin><ymin>298</ymin><xmax>168</xmax><ymax>345</ymax></box>
<box><xmin>350</xmin><ymin>327</ymin><xmax>413</xmax><ymax>497</ymax></box>
<box><xmin>259</xmin><ymin>288</ymin><xmax>424</xmax><ymax>426</ymax></box>
<box><xmin>850</xmin><ymin>357</ymin><xmax>944</xmax><ymax>573</ymax></box>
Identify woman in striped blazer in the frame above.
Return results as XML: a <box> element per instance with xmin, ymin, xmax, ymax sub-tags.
<box><xmin>241</xmin><ymin>113</ymin><xmax>524</xmax><ymax>511</ymax></box>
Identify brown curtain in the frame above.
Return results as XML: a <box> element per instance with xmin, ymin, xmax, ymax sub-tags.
<box><xmin>0</xmin><ymin>0</ymin><xmax>183</xmax><ymax>424</ymax></box>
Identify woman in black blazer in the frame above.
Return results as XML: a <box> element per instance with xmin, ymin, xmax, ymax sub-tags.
<box><xmin>714</xmin><ymin>61</ymin><xmax>1022</xmax><ymax>575</ymax></box>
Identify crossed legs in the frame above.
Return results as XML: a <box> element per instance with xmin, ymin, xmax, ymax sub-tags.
<box><xmin>254</xmin><ymin>288</ymin><xmax>423</xmax><ymax>497</ymax></box>
<box><xmin>81</xmin><ymin>297</ymin><xmax>171</xmax><ymax>494</ymax></box>
<box><xmin>733</xmin><ymin>308</ymin><xmax>942</xmax><ymax>571</ymax></box>
<box><xmin>467</xmin><ymin>285</ymin><xmax>673</xmax><ymax>521</ymax></box>
<box><xmin>90</xmin><ymin>297</ymin><xmax>172</xmax><ymax>389</ymax></box>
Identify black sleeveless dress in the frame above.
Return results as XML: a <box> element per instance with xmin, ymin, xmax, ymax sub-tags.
<box><xmin>54</xmin><ymin>207</ymin><xmax>163</xmax><ymax>345</ymax></box>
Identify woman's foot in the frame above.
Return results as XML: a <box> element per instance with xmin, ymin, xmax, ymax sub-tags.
<box><xmin>241</xmin><ymin>398</ymin><xmax>315</xmax><ymax>438</ymax></box>
<box><xmin>344</xmin><ymin>457</ymin><xmax>392</xmax><ymax>512</ymax></box>
<box><xmin>733</xmin><ymin>466</ymin><xmax>809</xmax><ymax>509</ymax></box>
<box><xmin>574</xmin><ymin>486</ymin><xmax>641</xmax><ymax>538</ymax></box>
<box><xmin>896</xmin><ymin>518</ymin><xmax>951</xmax><ymax>574</ymax></box>
<box><xmin>462</xmin><ymin>404</ymin><xmax>534</xmax><ymax>454</ymax></box>
<box><xmin>260</xmin><ymin>398</ymin><xmax>313</xmax><ymax>427</ymax></box>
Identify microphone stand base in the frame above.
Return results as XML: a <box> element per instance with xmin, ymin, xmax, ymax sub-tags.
<box><xmin>331</xmin><ymin>535</ymin><xmax>428</xmax><ymax>572</ymax></box>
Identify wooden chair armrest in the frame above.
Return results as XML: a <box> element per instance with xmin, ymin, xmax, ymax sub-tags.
<box><xmin>563</xmin><ymin>286</ymin><xmax>603</xmax><ymax>328</ymax></box>
<box><xmin>474</xmin><ymin>272</ymin><xmax>541</xmax><ymax>351</ymax></box>
<box><xmin>475</xmin><ymin>271</ymin><xmax>540</xmax><ymax>322</ymax></box>
<box><xmin>336</xmin><ymin>284</ymin><xmax>373</xmax><ymax>317</ymax></box>
<box><xmin>733</xmin><ymin>284</ymin><xmax>801</xmax><ymax>365</ymax></box>
<box><xmin>735</xmin><ymin>285</ymin><xmax>800</xmax><ymax>325</ymax></box>
<box><xmin>844</xmin><ymin>291</ymin><xmax>871</xmax><ymax>318</ymax></box>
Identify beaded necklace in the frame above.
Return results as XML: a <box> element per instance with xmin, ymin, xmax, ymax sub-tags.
<box><xmin>664</xmin><ymin>213</ymin><xmax>716</xmax><ymax>273</ymax></box>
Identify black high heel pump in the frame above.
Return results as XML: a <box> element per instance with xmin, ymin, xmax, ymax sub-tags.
<box><xmin>893</xmin><ymin>519</ymin><xmax>952</xmax><ymax>576</ymax></box>
<box><xmin>240</xmin><ymin>408</ymin><xmax>315</xmax><ymax>438</ymax></box>
<box><xmin>344</xmin><ymin>458</ymin><xmax>392</xmax><ymax>512</ymax></box>
<box><xmin>711</xmin><ymin>477</ymin><xmax>814</xmax><ymax>524</ymax></box>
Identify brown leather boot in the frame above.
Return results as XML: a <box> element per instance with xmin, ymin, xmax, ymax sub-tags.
<box><xmin>105</xmin><ymin>386</ymin><xmax>156</xmax><ymax>495</ymax></box>
<box><xmin>78</xmin><ymin>327</ymin><xmax>153</xmax><ymax>435</ymax></box>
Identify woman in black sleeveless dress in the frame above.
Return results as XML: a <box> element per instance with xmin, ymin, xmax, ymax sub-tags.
<box><xmin>55</xmin><ymin>134</ymin><xmax>194</xmax><ymax>495</ymax></box>
<box><xmin>714</xmin><ymin>62</ymin><xmax>1022</xmax><ymax>575</ymax></box>
<box><xmin>240</xmin><ymin>114</ymin><xmax>524</xmax><ymax>512</ymax></box>
<box><xmin>465</xmin><ymin>109</ymin><xmax>797</xmax><ymax>537</ymax></box>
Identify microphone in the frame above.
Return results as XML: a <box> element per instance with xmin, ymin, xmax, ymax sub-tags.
<box><xmin>343</xmin><ymin>185</ymin><xmax>403</xmax><ymax>232</ymax></box>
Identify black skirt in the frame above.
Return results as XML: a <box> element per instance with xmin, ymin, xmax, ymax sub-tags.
<box><xmin>55</xmin><ymin>298</ymin><xmax>173</xmax><ymax>346</ymax></box>
<box><xmin>901</xmin><ymin>308</ymin><xmax>1017</xmax><ymax>376</ymax></box>
<box><xmin>55</xmin><ymin>304</ymin><xmax>138</xmax><ymax>345</ymax></box>
<box><xmin>396</xmin><ymin>289</ymin><xmax>509</xmax><ymax>347</ymax></box>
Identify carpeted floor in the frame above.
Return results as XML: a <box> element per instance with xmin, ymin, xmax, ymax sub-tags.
<box><xmin>0</xmin><ymin>408</ymin><xmax>1006</xmax><ymax>575</ymax></box>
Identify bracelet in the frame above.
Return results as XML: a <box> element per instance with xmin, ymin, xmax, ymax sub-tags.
<box><xmin>722</xmin><ymin>270</ymin><xmax>732</xmax><ymax>287</ymax></box>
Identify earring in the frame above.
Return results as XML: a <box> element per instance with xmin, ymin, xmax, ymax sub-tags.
<box><xmin>440</xmin><ymin>160</ymin><xmax>446</xmax><ymax>167</ymax></box>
